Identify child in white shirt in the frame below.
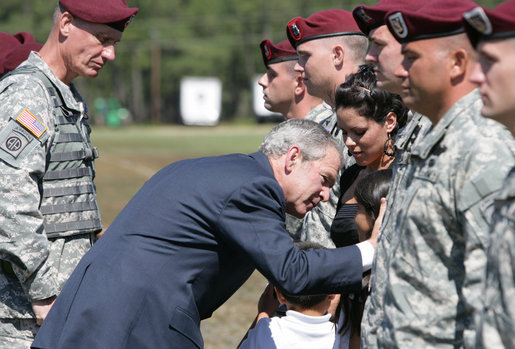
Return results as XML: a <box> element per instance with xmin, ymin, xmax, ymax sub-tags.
<box><xmin>239</xmin><ymin>242</ymin><xmax>339</xmax><ymax>349</ymax></box>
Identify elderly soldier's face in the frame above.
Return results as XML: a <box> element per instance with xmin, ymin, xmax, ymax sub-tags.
<box><xmin>66</xmin><ymin>17</ymin><xmax>123</xmax><ymax>80</ymax></box>
<box><xmin>283</xmin><ymin>146</ymin><xmax>340</xmax><ymax>218</ymax></box>
<box><xmin>395</xmin><ymin>39</ymin><xmax>449</xmax><ymax>118</ymax></box>
<box><xmin>470</xmin><ymin>38</ymin><xmax>515</xmax><ymax>133</ymax></box>
<box><xmin>366</xmin><ymin>26</ymin><xmax>404</xmax><ymax>95</ymax></box>
<box><xmin>258</xmin><ymin>61</ymin><xmax>297</xmax><ymax>117</ymax></box>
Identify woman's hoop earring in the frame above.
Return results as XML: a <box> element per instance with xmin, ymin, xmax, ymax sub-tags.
<box><xmin>383</xmin><ymin>133</ymin><xmax>395</xmax><ymax>157</ymax></box>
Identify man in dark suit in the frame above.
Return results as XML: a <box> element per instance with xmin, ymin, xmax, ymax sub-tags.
<box><xmin>32</xmin><ymin>119</ymin><xmax>376</xmax><ymax>349</ymax></box>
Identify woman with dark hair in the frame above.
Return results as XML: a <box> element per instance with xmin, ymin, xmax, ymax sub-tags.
<box><xmin>330</xmin><ymin>65</ymin><xmax>407</xmax><ymax>348</ymax></box>
<box><xmin>330</xmin><ymin>65</ymin><xmax>407</xmax><ymax>247</ymax></box>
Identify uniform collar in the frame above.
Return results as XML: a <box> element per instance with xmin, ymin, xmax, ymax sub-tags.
<box><xmin>411</xmin><ymin>89</ymin><xmax>480</xmax><ymax>159</ymax></box>
<box><xmin>394</xmin><ymin>111</ymin><xmax>427</xmax><ymax>151</ymax></box>
<box><xmin>304</xmin><ymin>102</ymin><xmax>334</xmax><ymax>123</ymax></box>
<box><xmin>22</xmin><ymin>52</ymin><xmax>86</xmax><ymax>113</ymax></box>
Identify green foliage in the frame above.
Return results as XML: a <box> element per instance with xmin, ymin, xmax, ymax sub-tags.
<box><xmin>0</xmin><ymin>0</ymin><xmax>507</xmax><ymax>123</ymax></box>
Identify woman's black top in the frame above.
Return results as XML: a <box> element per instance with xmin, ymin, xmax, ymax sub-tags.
<box><xmin>330</xmin><ymin>164</ymin><xmax>364</xmax><ymax>248</ymax></box>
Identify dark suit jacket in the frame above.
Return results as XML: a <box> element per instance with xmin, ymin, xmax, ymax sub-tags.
<box><xmin>32</xmin><ymin>152</ymin><xmax>362</xmax><ymax>349</ymax></box>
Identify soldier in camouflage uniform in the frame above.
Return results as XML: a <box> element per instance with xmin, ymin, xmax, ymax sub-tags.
<box><xmin>258</xmin><ymin>39</ymin><xmax>329</xmax><ymax>244</ymax></box>
<box><xmin>285</xmin><ymin>9</ymin><xmax>369</xmax><ymax>247</ymax></box>
<box><xmin>373</xmin><ymin>1</ymin><xmax>515</xmax><ymax>347</ymax></box>
<box><xmin>473</xmin><ymin>169</ymin><xmax>515</xmax><ymax>349</ymax></box>
<box><xmin>464</xmin><ymin>3</ymin><xmax>515</xmax><ymax>348</ymax></box>
<box><xmin>298</xmin><ymin>103</ymin><xmax>355</xmax><ymax>247</ymax></box>
<box><xmin>0</xmin><ymin>1</ymin><xmax>137</xmax><ymax>348</ymax></box>
<box><xmin>258</xmin><ymin>37</ymin><xmax>355</xmax><ymax>247</ymax></box>
<box><xmin>350</xmin><ymin>1</ymin><xmax>430</xmax><ymax>347</ymax></box>
<box><xmin>258</xmin><ymin>39</ymin><xmax>323</xmax><ymax>122</ymax></box>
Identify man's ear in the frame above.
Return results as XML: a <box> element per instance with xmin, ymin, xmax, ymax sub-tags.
<box><xmin>285</xmin><ymin>145</ymin><xmax>301</xmax><ymax>174</ymax></box>
<box><xmin>333</xmin><ymin>45</ymin><xmax>345</xmax><ymax>68</ymax></box>
<box><xmin>59</xmin><ymin>12</ymin><xmax>74</xmax><ymax>38</ymax></box>
<box><xmin>450</xmin><ymin>48</ymin><xmax>468</xmax><ymax>81</ymax></box>
<box><xmin>294</xmin><ymin>74</ymin><xmax>305</xmax><ymax>97</ymax></box>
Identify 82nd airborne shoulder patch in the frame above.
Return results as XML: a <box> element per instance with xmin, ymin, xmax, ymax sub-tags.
<box><xmin>0</xmin><ymin>125</ymin><xmax>31</xmax><ymax>159</ymax></box>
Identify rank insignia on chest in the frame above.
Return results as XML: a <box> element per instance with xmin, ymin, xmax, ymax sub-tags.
<box><xmin>16</xmin><ymin>109</ymin><xmax>47</xmax><ymax>138</ymax></box>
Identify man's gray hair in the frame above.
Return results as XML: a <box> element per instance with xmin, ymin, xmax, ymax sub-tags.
<box><xmin>259</xmin><ymin>119</ymin><xmax>343</xmax><ymax>164</ymax></box>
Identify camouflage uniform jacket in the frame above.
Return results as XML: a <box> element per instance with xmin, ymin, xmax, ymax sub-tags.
<box><xmin>0</xmin><ymin>53</ymin><xmax>97</xmax><ymax>321</ymax></box>
<box><xmin>377</xmin><ymin>90</ymin><xmax>515</xmax><ymax>348</ymax></box>
<box><xmin>361</xmin><ymin>112</ymin><xmax>432</xmax><ymax>348</ymax></box>
<box><xmin>285</xmin><ymin>102</ymin><xmax>354</xmax><ymax>248</ymax></box>
<box><xmin>476</xmin><ymin>168</ymin><xmax>515</xmax><ymax>349</ymax></box>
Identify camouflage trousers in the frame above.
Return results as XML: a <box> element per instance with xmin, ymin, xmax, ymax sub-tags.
<box><xmin>0</xmin><ymin>233</ymin><xmax>95</xmax><ymax>348</ymax></box>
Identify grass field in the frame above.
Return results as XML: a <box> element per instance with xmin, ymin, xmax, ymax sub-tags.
<box><xmin>91</xmin><ymin>124</ymin><xmax>274</xmax><ymax>348</ymax></box>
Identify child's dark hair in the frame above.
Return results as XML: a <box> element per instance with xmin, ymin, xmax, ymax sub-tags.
<box><xmin>334</xmin><ymin>64</ymin><xmax>408</xmax><ymax>138</ymax></box>
<box><xmin>281</xmin><ymin>241</ymin><xmax>328</xmax><ymax>309</ymax></box>
<box><xmin>337</xmin><ymin>169</ymin><xmax>393</xmax><ymax>336</ymax></box>
<box><xmin>354</xmin><ymin>169</ymin><xmax>393</xmax><ymax>236</ymax></box>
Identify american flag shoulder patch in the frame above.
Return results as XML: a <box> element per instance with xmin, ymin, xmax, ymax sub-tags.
<box><xmin>15</xmin><ymin>109</ymin><xmax>47</xmax><ymax>138</ymax></box>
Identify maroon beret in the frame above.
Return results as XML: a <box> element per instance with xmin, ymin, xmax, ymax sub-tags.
<box><xmin>260</xmin><ymin>39</ymin><xmax>298</xmax><ymax>67</ymax></box>
<box><xmin>0</xmin><ymin>32</ymin><xmax>35</xmax><ymax>61</ymax></box>
<box><xmin>352</xmin><ymin>0</ymin><xmax>427</xmax><ymax>36</ymax></box>
<box><xmin>13</xmin><ymin>32</ymin><xmax>36</xmax><ymax>45</ymax></box>
<box><xmin>463</xmin><ymin>1</ymin><xmax>515</xmax><ymax>47</ymax></box>
<box><xmin>286</xmin><ymin>9</ymin><xmax>365</xmax><ymax>48</ymax></box>
<box><xmin>1</xmin><ymin>42</ymin><xmax>43</xmax><ymax>76</ymax></box>
<box><xmin>385</xmin><ymin>0</ymin><xmax>478</xmax><ymax>43</ymax></box>
<box><xmin>59</xmin><ymin>0</ymin><xmax>138</xmax><ymax>32</ymax></box>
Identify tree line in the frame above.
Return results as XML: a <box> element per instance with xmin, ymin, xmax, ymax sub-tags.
<box><xmin>0</xmin><ymin>0</ymin><xmax>504</xmax><ymax>124</ymax></box>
